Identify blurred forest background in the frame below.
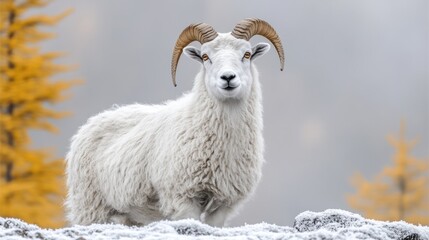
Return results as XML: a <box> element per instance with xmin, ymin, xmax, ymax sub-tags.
<box><xmin>0</xmin><ymin>0</ymin><xmax>77</xmax><ymax>228</ymax></box>
<box><xmin>0</xmin><ymin>0</ymin><xmax>428</xmax><ymax>228</ymax></box>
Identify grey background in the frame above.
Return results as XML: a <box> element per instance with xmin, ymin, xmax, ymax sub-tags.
<box><xmin>30</xmin><ymin>0</ymin><xmax>428</xmax><ymax>226</ymax></box>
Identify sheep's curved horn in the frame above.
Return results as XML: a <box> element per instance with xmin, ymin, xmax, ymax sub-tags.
<box><xmin>231</xmin><ymin>18</ymin><xmax>285</xmax><ymax>71</ymax></box>
<box><xmin>171</xmin><ymin>23</ymin><xmax>218</xmax><ymax>86</ymax></box>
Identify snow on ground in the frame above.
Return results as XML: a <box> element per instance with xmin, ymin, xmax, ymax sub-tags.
<box><xmin>1</xmin><ymin>209</ymin><xmax>428</xmax><ymax>239</ymax></box>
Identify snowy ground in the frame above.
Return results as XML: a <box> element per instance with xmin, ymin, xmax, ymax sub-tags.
<box><xmin>1</xmin><ymin>209</ymin><xmax>428</xmax><ymax>239</ymax></box>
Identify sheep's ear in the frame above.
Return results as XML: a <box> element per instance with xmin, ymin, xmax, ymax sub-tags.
<box><xmin>183</xmin><ymin>46</ymin><xmax>203</xmax><ymax>63</ymax></box>
<box><xmin>251</xmin><ymin>43</ymin><xmax>271</xmax><ymax>61</ymax></box>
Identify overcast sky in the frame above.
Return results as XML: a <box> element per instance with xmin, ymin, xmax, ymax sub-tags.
<box><xmin>30</xmin><ymin>0</ymin><xmax>428</xmax><ymax>226</ymax></box>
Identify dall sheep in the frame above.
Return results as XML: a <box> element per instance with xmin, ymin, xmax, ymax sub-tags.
<box><xmin>65</xmin><ymin>18</ymin><xmax>285</xmax><ymax>227</ymax></box>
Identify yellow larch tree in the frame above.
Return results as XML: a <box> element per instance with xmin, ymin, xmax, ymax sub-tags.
<box><xmin>0</xmin><ymin>0</ymin><xmax>76</xmax><ymax>228</ymax></box>
<box><xmin>348</xmin><ymin>122</ymin><xmax>429</xmax><ymax>225</ymax></box>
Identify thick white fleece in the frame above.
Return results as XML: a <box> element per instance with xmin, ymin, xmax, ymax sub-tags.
<box><xmin>65</xmin><ymin>65</ymin><xmax>264</xmax><ymax>226</ymax></box>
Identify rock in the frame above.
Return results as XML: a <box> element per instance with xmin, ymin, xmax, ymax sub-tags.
<box><xmin>0</xmin><ymin>209</ymin><xmax>428</xmax><ymax>239</ymax></box>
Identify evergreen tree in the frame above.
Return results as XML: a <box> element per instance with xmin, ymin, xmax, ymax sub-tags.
<box><xmin>348</xmin><ymin>122</ymin><xmax>429</xmax><ymax>225</ymax></box>
<box><xmin>0</xmin><ymin>0</ymin><xmax>76</xmax><ymax>228</ymax></box>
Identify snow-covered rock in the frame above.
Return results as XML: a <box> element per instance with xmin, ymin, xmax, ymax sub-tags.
<box><xmin>0</xmin><ymin>209</ymin><xmax>427</xmax><ymax>239</ymax></box>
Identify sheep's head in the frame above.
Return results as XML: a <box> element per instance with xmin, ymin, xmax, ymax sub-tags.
<box><xmin>171</xmin><ymin>18</ymin><xmax>285</xmax><ymax>101</ymax></box>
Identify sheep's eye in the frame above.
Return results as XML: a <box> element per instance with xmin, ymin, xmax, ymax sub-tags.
<box><xmin>243</xmin><ymin>52</ymin><xmax>251</xmax><ymax>59</ymax></box>
<box><xmin>201</xmin><ymin>54</ymin><xmax>209</xmax><ymax>61</ymax></box>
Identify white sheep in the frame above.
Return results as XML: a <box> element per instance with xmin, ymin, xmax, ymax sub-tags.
<box><xmin>65</xmin><ymin>18</ymin><xmax>285</xmax><ymax>227</ymax></box>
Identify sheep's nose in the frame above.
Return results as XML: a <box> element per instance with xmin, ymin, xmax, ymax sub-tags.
<box><xmin>220</xmin><ymin>72</ymin><xmax>236</xmax><ymax>82</ymax></box>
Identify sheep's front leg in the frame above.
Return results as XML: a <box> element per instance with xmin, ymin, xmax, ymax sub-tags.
<box><xmin>170</xmin><ymin>199</ymin><xmax>202</xmax><ymax>221</ymax></box>
<box><xmin>202</xmin><ymin>206</ymin><xmax>230</xmax><ymax>227</ymax></box>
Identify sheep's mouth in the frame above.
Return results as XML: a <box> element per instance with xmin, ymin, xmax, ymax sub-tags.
<box><xmin>223</xmin><ymin>86</ymin><xmax>237</xmax><ymax>91</ymax></box>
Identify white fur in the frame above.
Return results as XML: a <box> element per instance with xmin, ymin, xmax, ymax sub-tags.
<box><xmin>65</xmin><ymin>33</ymin><xmax>270</xmax><ymax>227</ymax></box>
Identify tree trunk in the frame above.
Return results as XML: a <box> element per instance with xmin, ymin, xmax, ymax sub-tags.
<box><xmin>398</xmin><ymin>176</ymin><xmax>405</xmax><ymax>220</ymax></box>
<box><xmin>3</xmin><ymin>8</ymin><xmax>16</xmax><ymax>182</ymax></box>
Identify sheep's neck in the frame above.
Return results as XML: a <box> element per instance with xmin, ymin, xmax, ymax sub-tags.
<box><xmin>202</xmin><ymin>91</ymin><xmax>256</xmax><ymax>120</ymax></box>
<box><xmin>188</xmin><ymin>79</ymin><xmax>262</xmax><ymax>138</ymax></box>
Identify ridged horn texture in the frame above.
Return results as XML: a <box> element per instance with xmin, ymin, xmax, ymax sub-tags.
<box><xmin>231</xmin><ymin>18</ymin><xmax>285</xmax><ymax>71</ymax></box>
<box><xmin>171</xmin><ymin>23</ymin><xmax>218</xmax><ymax>86</ymax></box>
